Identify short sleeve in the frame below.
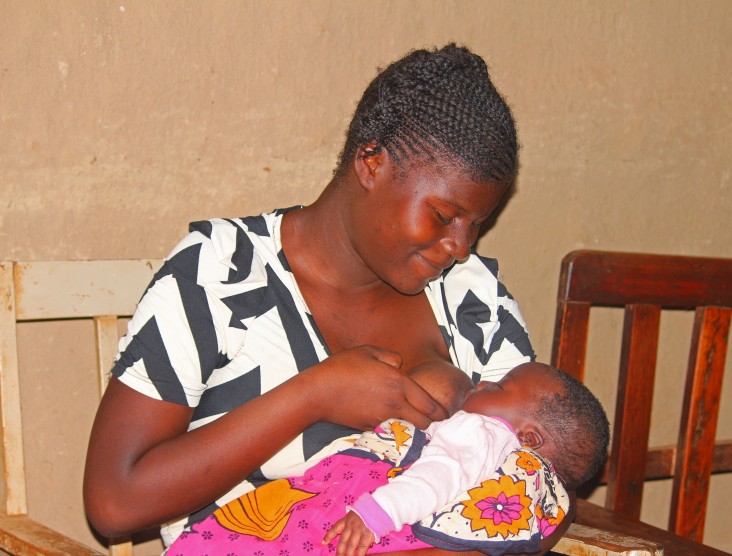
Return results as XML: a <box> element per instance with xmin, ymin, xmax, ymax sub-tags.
<box><xmin>426</xmin><ymin>254</ymin><xmax>535</xmax><ymax>384</ymax></box>
<box><xmin>112</xmin><ymin>224</ymin><xmax>249</xmax><ymax>406</ymax></box>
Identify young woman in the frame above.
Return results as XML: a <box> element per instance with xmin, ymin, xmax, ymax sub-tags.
<box><xmin>84</xmin><ymin>44</ymin><xmax>566</xmax><ymax>555</ymax></box>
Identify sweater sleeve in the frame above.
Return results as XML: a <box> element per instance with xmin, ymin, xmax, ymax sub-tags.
<box><xmin>348</xmin><ymin>494</ymin><xmax>395</xmax><ymax>541</ymax></box>
<box><xmin>359</xmin><ymin>412</ymin><xmax>521</xmax><ymax>533</ymax></box>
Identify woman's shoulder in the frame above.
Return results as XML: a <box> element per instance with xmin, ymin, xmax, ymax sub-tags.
<box><xmin>448</xmin><ymin>252</ymin><xmax>499</xmax><ymax>279</ymax></box>
<box><xmin>162</xmin><ymin>209</ymin><xmax>291</xmax><ymax>287</ymax></box>
<box><xmin>437</xmin><ymin>252</ymin><xmax>509</xmax><ymax>300</ymax></box>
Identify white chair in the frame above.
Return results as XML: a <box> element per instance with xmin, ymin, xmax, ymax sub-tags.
<box><xmin>0</xmin><ymin>260</ymin><xmax>161</xmax><ymax>555</ymax></box>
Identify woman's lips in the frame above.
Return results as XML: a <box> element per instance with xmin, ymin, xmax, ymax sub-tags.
<box><xmin>417</xmin><ymin>253</ymin><xmax>451</xmax><ymax>278</ymax></box>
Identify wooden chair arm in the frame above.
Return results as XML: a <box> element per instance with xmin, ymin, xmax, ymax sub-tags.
<box><xmin>554</xmin><ymin>523</ymin><xmax>663</xmax><ymax>555</ymax></box>
<box><xmin>572</xmin><ymin>499</ymin><xmax>729</xmax><ymax>556</ymax></box>
<box><xmin>0</xmin><ymin>514</ymin><xmax>105</xmax><ymax>556</ymax></box>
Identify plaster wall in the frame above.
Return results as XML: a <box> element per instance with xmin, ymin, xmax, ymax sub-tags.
<box><xmin>1</xmin><ymin>1</ymin><xmax>730</xmax><ymax>553</ymax></box>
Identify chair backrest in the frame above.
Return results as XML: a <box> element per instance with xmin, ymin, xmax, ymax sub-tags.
<box><xmin>551</xmin><ymin>250</ymin><xmax>732</xmax><ymax>544</ymax></box>
<box><xmin>0</xmin><ymin>260</ymin><xmax>162</xmax><ymax>555</ymax></box>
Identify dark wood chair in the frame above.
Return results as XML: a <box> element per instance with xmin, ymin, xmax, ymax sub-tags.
<box><xmin>551</xmin><ymin>249</ymin><xmax>732</xmax><ymax>554</ymax></box>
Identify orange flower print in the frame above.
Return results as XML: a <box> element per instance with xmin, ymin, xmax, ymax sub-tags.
<box><xmin>389</xmin><ymin>420</ymin><xmax>412</xmax><ymax>452</ymax></box>
<box><xmin>536</xmin><ymin>502</ymin><xmax>566</xmax><ymax>539</ymax></box>
<box><xmin>460</xmin><ymin>475</ymin><xmax>532</xmax><ymax>538</ymax></box>
<box><xmin>515</xmin><ymin>451</ymin><xmax>542</xmax><ymax>476</ymax></box>
<box><xmin>387</xmin><ymin>466</ymin><xmax>405</xmax><ymax>480</ymax></box>
<box><xmin>213</xmin><ymin>478</ymin><xmax>316</xmax><ymax>540</ymax></box>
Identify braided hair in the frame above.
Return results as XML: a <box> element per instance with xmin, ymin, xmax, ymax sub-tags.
<box><xmin>336</xmin><ymin>44</ymin><xmax>518</xmax><ymax>184</ymax></box>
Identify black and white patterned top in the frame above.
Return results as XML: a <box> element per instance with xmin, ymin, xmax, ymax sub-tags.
<box><xmin>112</xmin><ymin>207</ymin><xmax>535</xmax><ymax>546</ymax></box>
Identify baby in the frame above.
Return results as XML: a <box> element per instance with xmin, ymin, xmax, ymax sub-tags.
<box><xmin>169</xmin><ymin>361</ymin><xmax>609</xmax><ymax>555</ymax></box>
<box><xmin>323</xmin><ymin>361</ymin><xmax>610</xmax><ymax>555</ymax></box>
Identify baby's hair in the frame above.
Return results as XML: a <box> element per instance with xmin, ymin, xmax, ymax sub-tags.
<box><xmin>534</xmin><ymin>369</ymin><xmax>610</xmax><ymax>490</ymax></box>
<box><xmin>335</xmin><ymin>44</ymin><xmax>518</xmax><ymax>184</ymax></box>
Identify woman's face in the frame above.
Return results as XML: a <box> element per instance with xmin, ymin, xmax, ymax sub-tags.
<box><xmin>353</xmin><ymin>155</ymin><xmax>507</xmax><ymax>295</ymax></box>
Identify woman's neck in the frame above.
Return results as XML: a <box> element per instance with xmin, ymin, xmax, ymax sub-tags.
<box><xmin>282</xmin><ymin>180</ymin><xmax>391</xmax><ymax>299</ymax></box>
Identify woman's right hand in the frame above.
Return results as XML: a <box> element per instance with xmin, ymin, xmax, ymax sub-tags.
<box><xmin>303</xmin><ymin>345</ymin><xmax>448</xmax><ymax>431</ymax></box>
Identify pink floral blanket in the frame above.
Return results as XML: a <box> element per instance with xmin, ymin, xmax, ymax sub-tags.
<box><xmin>167</xmin><ymin>419</ymin><xmax>568</xmax><ymax>555</ymax></box>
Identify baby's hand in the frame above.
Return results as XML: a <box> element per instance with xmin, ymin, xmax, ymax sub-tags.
<box><xmin>323</xmin><ymin>510</ymin><xmax>376</xmax><ymax>555</ymax></box>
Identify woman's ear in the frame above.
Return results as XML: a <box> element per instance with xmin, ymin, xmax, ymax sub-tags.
<box><xmin>353</xmin><ymin>141</ymin><xmax>383</xmax><ymax>191</ymax></box>
<box><xmin>516</xmin><ymin>423</ymin><xmax>545</xmax><ymax>450</ymax></box>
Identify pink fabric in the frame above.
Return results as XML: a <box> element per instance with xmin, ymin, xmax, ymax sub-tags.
<box><xmin>487</xmin><ymin>415</ymin><xmax>515</xmax><ymax>434</ymax></box>
<box><xmin>168</xmin><ymin>452</ymin><xmax>431</xmax><ymax>555</ymax></box>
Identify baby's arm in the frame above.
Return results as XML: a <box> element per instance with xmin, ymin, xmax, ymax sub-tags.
<box><xmin>325</xmin><ymin>413</ymin><xmax>519</xmax><ymax>548</ymax></box>
<box><xmin>365</xmin><ymin>412</ymin><xmax>519</xmax><ymax>532</ymax></box>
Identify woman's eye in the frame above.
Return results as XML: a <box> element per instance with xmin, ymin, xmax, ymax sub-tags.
<box><xmin>435</xmin><ymin>210</ymin><xmax>451</xmax><ymax>224</ymax></box>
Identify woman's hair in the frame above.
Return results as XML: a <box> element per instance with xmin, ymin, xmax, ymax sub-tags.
<box><xmin>534</xmin><ymin>369</ymin><xmax>610</xmax><ymax>490</ymax></box>
<box><xmin>335</xmin><ymin>44</ymin><xmax>518</xmax><ymax>184</ymax></box>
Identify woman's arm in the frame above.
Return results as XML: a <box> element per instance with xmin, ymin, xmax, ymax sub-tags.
<box><xmin>83</xmin><ymin>345</ymin><xmax>447</xmax><ymax>538</ymax></box>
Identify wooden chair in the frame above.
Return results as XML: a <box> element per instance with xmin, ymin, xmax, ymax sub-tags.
<box><xmin>551</xmin><ymin>249</ymin><xmax>732</xmax><ymax>554</ymax></box>
<box><xmin>0</xmin><ymin>256</ymin><xmax>685</xmax><ymax>555</ymax></box>
<box><xmin>0</xmin><ymin>259</ymin><xmax>161</xmax><ymax>555</ymax></box>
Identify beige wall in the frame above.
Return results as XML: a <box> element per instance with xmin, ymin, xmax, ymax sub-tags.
<box><xmin>2</xmin><ymin>1</ymin><xmax>730</xmax><ymax>553</ymax></box>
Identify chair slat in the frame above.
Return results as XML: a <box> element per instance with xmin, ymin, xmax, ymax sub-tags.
<box><xmin>94</xmin><ymin>316</ymin><xmax>120</xmax><ymax>397</ymax></box>
<box><xmin>13</xmin><ymin>260</ymin><xmax>160</xmax><ymax>320</ymax></box>
<box><xmin>606</xmin><ymin>304</ymin><xmax>660</xmax><ymax>520</ymax></box>
<box><xmin>712</xmin><ymin>439</ymin><xmax>732</xmax><ymax>471</ymax></box>
<box><xmin>670</xmin><ymin>307</ymin><xmax>731</xmax><ymax>541</ymax></box>
<box><xmin>92</xmin><ymin>316</ymin><xmax>133</xmax><ymax>556</ymax></box>
<box><xmin>551</xmin><ymin>300</ymin><xmax>590</xmax><ymax>381</ymax></box>
<box><xmin>561</xmin><ymin>250</ymin><xmax>732</xmax><ymax>308</ymax></box>
<box><xmin>0</xmin><ymin>262</ymin><xmax>27</xmax><ymax>516</ymax></box>
<box><xmin>109</xmin><ymin>539</ymin><xmax>133</xmax><ymax>556</ymax></box>
<box><xmin>598</xmin><ymin>441</ymin><xmax>732</xmax><ymax>484</ymax></box>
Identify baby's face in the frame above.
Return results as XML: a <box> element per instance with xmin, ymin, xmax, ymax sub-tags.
<box><xmin>461</xmin><ymin>362</ymin><xmax>562</xmax><ymax>427</ymax></box>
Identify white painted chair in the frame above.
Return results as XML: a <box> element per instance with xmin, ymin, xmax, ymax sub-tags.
<box><xmin>0</xmin><ymin>260</ymin><xmax>161</xmax><ymax>555</ymax></box>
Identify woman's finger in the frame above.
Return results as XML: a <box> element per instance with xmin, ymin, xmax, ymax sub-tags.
<box><xmin>369</xmin><ymin>345</ymin><xmax>403</xmax><ymax>369</ymax></box>
<box><xmin>400</xmin><ymin>377</ymin><xmax>449</xmax><ymax>428</ymax></box>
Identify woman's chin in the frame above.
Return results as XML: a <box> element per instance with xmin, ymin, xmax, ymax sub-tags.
<box><xmin>390</xmin><ymin>276</ymin><xmax>433</xmax><ymax>296</ymax></box>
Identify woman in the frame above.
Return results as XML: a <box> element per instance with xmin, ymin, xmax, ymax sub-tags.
<box><xmin>84</xmin><ymin>44</ymin><xmax>566</xmax><ymax>554</ymax></box>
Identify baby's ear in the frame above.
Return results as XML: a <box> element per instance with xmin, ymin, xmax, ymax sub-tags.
<box><xmin>516</xmin><ymin>423</ymin><xmax>544</xmax><ymax>450</ymax></box>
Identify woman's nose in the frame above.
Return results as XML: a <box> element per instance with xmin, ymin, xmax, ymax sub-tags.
<box><xmin>442</xmin><ymin>225</ymin><xmax>472</xmax><ymax>262</ymax></box>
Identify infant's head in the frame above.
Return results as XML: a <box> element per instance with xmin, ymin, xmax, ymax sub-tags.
<box><xmin>462</xmin><ymin>362</ymin><xmax>609</xmax><ymax>490</ymax></box>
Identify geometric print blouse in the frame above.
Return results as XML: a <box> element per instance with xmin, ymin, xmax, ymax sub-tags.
<box><xmin>111</xmin><ymin>207</ymin><xmax>535</xmax><ymax>546</ymax></box>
